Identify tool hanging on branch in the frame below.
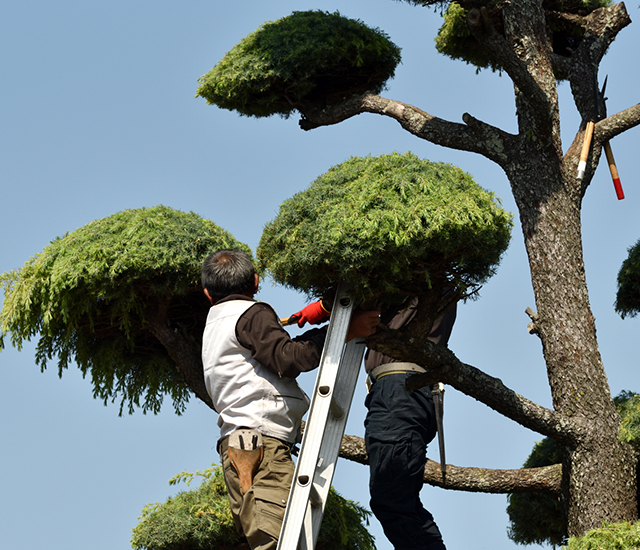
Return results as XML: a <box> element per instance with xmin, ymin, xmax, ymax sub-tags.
<box><xmin>576</xmin><ymin>119</ymin><xmax>594</xmax><ymax>182</ymax></box>
<box><xmin>576</xmin><ymin>75</ymin><xmax>624</xmax><ymax>200</ymax></box>
<box><xmin>432</xmin><ymin>382</ymin><xmax>447</xmax><ymax>484</ymax></box>
<box><xmin>596</xmin><ymin>77</ymin><xmax>624</xmax><ymax>199</ymax></box>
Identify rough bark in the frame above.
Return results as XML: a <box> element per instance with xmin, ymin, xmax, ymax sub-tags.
<box><xmin>297</xmin><ymin>0</ymin><xmax>639</xmax><ymax>538</ymax></box>
<box><xmin>366</xmin><ymin>327</ymin><xmax>586</xmax><ymax>445</ymax></box>
<box><xmin>146</xmin><ymin>1</ymin><xmax>639</xmax><ymax>537</ymax></box>
<box><xmin>338</xmin><ymin>433</ymin><xmax>562</xmax><ymax>494</ymax></box>
<box><xmin>146</xmin><ymin>296</ymin><xmax>215</xmax><ymax>411</ymax></box>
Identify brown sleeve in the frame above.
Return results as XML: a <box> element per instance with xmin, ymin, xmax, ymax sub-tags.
<box><xmin>364</xmin><ymin>298</ymin><xmax>457</xmax><ymax>372</ymax></box>
<box><xmin>236</xmin><ymin>302</ymin><xmax>326</xmax><ymax>379</ymax></box>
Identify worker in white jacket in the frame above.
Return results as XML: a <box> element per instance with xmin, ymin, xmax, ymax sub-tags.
<box><xmin>201</xmin><ymin>249</ymin><xmax>379</xmax><ymax>550</ymax></box>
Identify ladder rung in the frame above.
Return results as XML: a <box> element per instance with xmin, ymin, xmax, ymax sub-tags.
<box><xmin>276</xmin><ymin>282</ymin><xmax>365</xmax><ymax>550</ymax></box>
<box><xmin>309</xmin><ymin>484</ymin><xmax>323</xmax><ymax>508</ymax></box>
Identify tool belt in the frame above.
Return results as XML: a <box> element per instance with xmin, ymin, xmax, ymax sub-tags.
<box><xmin>227</xmin><ymin>428</ymin><xmax>264</xmax><ymax>495</ymax></box>
<box><xmin>366</xmin><ymin>362</ymin><xmax>427</xmax><ymax>392</ymax></box>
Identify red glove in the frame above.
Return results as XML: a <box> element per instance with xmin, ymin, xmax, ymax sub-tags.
<box><xmin>292</xmin><ymin>300</ymin><xmax>330</xmax><ymax>327</ymax></box>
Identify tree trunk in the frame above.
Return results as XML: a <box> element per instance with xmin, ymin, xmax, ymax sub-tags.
<box><xmin>507</xmin><ymin>151</ymin><xmax>637</xmax><ymax>534</ymax></box>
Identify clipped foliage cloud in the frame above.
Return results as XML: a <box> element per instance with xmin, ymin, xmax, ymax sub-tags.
<box><xmin>131</xmin><ymin>464</ymin><xmax>375</xmax><ymax>550</ymax></box>
<box><xmin>0</xmin><ymin>205</ymin><xmax>251</xmax><ymax>414</ymax></box>
<box><xmin>196</xmin><ymin>10</ymin><xmax>401</xmax><ymax>118</ymax></box>
<box><xmin>507</xmin><ymin>391</ymin><xmax>640</xmax><ymax>547</ymax></box>
<box><xmin>565</xmin><ymin>521</ymin><xmax>640</xmax><ymax>550</ymax></box>
<box><xmin>506</xmin><ymin>437</ymin><xmax>566</xmax><ymax>546</ymax></box>
<box><xmin>615</xmin><ymin>238</ymin><xmax>640</xmax><ymax>319</ymax></box>
<box><xmin>435</xmin><ymin>0</ymin><xmax>611</xmax><ymax>76</ymax></box>
<box><xmin>258</xmin><ymin>152</ymin><xmax>512</xmax><ymax>305</ymax></box>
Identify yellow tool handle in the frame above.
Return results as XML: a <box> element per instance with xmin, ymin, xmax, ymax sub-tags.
<box><xmin>576</xmin><ymin>120</ymin><xmax>594</xmax><ymax>181</ymax></box>
<box><xmin>579</xmin><ymin>121</ymin><xmax>595</xmax><ymax>161</ymax></box>
<box><xmin>280</xmin><ymin>316</ymin><xmax>300</xmax><ymax>326</ymax></box>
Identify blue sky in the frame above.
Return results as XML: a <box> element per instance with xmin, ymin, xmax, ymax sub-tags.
<box><xmin>1</xmin><ymin>1</ymin><xmax>639</xmax><ymax>549</ymax></box>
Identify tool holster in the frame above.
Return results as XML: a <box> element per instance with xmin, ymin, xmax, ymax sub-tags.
<box><xmin>227</xmin><ymin>429</ymin><xmax>264</xmax><ymax>495</ymax></box>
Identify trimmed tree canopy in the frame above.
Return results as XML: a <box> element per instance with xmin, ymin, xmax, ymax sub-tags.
<box><xmin>506</xmin><ymin>391</ymin><xmax>640</xmax><ymax>547</ymax></box>
<box><xmin>257</xmin><ymin>152</ymin><xmax>512</xmax><ymax>307</ymax></box>
<box><xmin>196</xmin><ymin>10</ymin><xmax>401</xmax><ymax>118</ymax></box>
<box><xmin>616</xmin><ymin>239</ymin><xmax>640</xmax><ymax>318</ymax></box>
<box><xmin>0</xmin><ymin>206</ymin><xmax>250</xmax><ymax>414</ymax></box>
<box><xmin>131</xmin><ymin>465</ymin><xmax>376</xmax><ymax>550</ymax></box>
<box><xmin>506</xmin><ymin>437</ymin><xmax>567</xmax><ymax>546</ymax></box>
<box><xmin>565</xmin><ymin>521</ymin><xmax>640</xmax><ymax>550</ymax></box>
<box><xmin>435</xmin><ymin>0</ymin><xmax>611</xmax><ymax>76</ymax></box>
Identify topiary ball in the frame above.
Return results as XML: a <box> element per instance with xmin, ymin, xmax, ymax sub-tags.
<box><xmin>435</xmin><ymin>0</ymin><xmax>611</xmax><ymax>78</ymax></box>
<box><xmin>196</xmin><ymin>10</ymin><xmax>401</xmax><ymax>118</ymax></box>
<box><xmin>616</xmin><ymin>238</ymin><xmax>640</xmax><ymax>319</ymax></box>
<box><xmin>258</xmin><ymin>152</ymin><xmax>512</xmax><ymax>305</ymax></box>
<box><xmin>0</xmin><ymin>205</ymin><xmax>251</xmax><ymax>414</ymax></box>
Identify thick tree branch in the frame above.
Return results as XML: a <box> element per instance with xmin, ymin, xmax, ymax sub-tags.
<box><xmin>565</xmin><ymin>103</ymin><xmax>640</xmax><ymax>198</ymax></box>
<box><xmin>568</xmin><ymin>3</ymin><xmax>631</xmax><ymax>121</ymax></box>
<box><xmin>595</xmin><ymin>104</ymin><xmax>640</xmax><ymax>144</ymax></box>
<box><xmin>422</xmin><ymin>459</ymin><xmax>562</xmax><ymax>494</ymax></box>
<box><xmin>366</xmin><ymin>327</ymin><xmax>586</xmax><ymax>446</ymax></box>
<box><xmin>299</xmin><ymin>93</ymin><xmax>513</xmax><ymax>165</ymax></box>
<box><xmin>549</xmin><ymin>52</ymin><xmax>572</xmax><ymax>81</ymax></box>
<box><xmin>466</xmin><ymin>6</ymin><xmax>551</xmax><ymax>123</ymax></box>
<box><xmin>338</xmin><ymin>433</ymin><xmax>562</xmax><ymax>495</ymax></box>
<box><xmin>146</xmin><ymin>298</ymin><xmax>215</xmax><ymax>411</ymax></box>
<box><xmin>563</xmin><ymin>4</ymin><xmax>632</xmax><ymax>197</ymax></box>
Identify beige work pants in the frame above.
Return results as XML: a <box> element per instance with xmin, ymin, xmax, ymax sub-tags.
<box><xmin>220</xmin><ymin>435</ymin><xmax>295</xmax><ymax>550</ymax></box>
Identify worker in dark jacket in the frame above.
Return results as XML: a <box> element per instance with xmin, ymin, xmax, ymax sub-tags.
<box><xmin>364</xmin><ymin>297</ymin><xmax>455</xmax><ymax>550</ymax></box>
<box><xmin>296</xmin><ymin>293</ymin><xmax>456</xmax><ymax>550</ymax></box>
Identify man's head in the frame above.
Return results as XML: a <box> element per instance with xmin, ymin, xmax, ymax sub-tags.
<box><xmin>201</xmin><ymin>249</ymin><xmax>258</xmax><ymax>304</ymax></box>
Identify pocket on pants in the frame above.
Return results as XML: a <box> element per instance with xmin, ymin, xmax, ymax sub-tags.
<box><xmin>253</xmin><ymin>485</ymin><xmax>289</xmax><ymax>539</ymax></box>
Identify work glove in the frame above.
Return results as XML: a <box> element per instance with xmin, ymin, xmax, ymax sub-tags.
<box><xmin>291</xmin><ymin>300</ymin><xmax>330</xmax><ymax>327</ymax></box>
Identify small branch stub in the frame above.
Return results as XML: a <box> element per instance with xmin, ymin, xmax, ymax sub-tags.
<box><xmin>526</xmin><ymin>306</ymin><xmax>540</xmax><ymax>335</ymax></box>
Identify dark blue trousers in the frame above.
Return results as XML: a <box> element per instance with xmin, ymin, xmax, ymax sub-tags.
<box><xmin>364</xmin><ymin>372</ymin><xmax>446</xmax><ymax>550</ymax></box>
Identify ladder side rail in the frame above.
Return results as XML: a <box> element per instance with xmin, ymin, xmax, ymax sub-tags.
<box><xmin>277</xmin><ymin>284</ymin><xmax>356</xmax><ymax>550</ymax></box>
<box><xmin>301</xmin><ymin>337</ymin><xmax>366</xmax><ymax>550</ymax></box>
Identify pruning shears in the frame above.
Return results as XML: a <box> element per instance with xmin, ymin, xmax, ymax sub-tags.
<box><xmin>576</xmin><ymin>75</ymin><xmax>624</xmax><ymax>200</ymax></box>
<box><xmin>595</xmin><ymin>77</ymin><xmax>624</xmax><ymax>200</ymax></box>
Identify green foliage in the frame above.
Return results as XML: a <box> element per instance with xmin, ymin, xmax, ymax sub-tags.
<box><xmin>393</xmin><ymin>0</ymin><xmax>447</xmax><ymax>6</ymax></box>
<box><xmin>317</xmin><ymin>487</ymin><xmax>376</xmax><ymax>550</ymax></box>
<box><xmin>564</xmin><ymin>521</ymin><xmax>640</xmax><ymax>549</ymax></box>
<box><xmin>196</xmin><ymin>10</ymin><xmax>401</xmax><ymax>118</ymax></box>
<box><xmin>131</xmin><ymin>465</ymin><xmax>375</xmax><ymax>550</ymax></box>
<box><xmin>131</xmin><ymin>465</ymin><xmax>238</xmax><ymax>550</ymax></box>
<box><xmin>435</xmin><ymin>2</ymin><xmax>501</xmax><ymax>73</ymax></box>
<box><xmin>615</xmin><ymin>391</ymin><xmax>640</xmax><ymax>451</ymax></box>
<box><xmin>435</xmin><ymin>0</ymin><xmax>611</xmax><ymax>76</ymax></box>
<box><xmin>507</xmin><ymin>390</ymin><xmax>640</xmax><ymax>547</ymax></box>
<box><xmin>506</xmin><ymin>438</ymin><xmax>567</xmax><ymax>546</ymax></box>
<box><xmin>615</xmin><ymin>239</ymin><xmax>640</xmax><ymax>319</ymax></box>
<box><xmin>0</xmin><ymin>206</ymin><xmax>250</xmax><ymax>415</ymax></box>
<box><xmin>258</xmin><ymin>152</ymin><xmax>512</xmax><ymax>306</ymax></box>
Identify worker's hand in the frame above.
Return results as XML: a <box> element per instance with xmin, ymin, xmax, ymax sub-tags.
<box><xmin>291</xmin><ymin>300</ymin><xmax>330</xmax><ymax>328</ymax></box>
<box><xmin>346</xmin><ymin>309</ymin><xmax>380</xmax><ymax>342</ymax></box>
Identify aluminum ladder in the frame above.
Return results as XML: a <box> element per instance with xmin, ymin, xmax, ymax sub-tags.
<box><xmin>276</xmin><ymin>283</ymin><xmax>365</xmax><ymax>550</ymax></box>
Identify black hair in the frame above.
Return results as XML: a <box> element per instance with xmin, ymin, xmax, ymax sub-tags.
<box><xmin>201</xmin><ymin>249</ymin><xmax>256</xmax><ymax>303</ymax></box>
